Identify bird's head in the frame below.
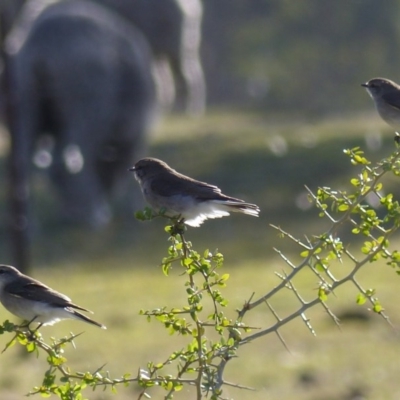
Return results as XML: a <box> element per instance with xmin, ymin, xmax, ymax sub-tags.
<box><xmin>362</xmin><ymin>77</ymin><xmax>400</xmax><ymax>97</ymax></box>
<box><xmin>0</xmin><ymin>265</ymin><xmax>21</xmax><ymax>288</ymax></box>
<box><xmin>129</xmin><ymin>158</ymin><xmax>172</xmax><ymax>181</ymax></box>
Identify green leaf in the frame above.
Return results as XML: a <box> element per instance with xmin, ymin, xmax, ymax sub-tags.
<box><xmin>220</xmin><ymin>299</ymin><xmax>228</xmax><ymax>307</ymax></box>
<box><xmin>356</xmin><ymin>293</ymin><xmax>366</xmax><ymax>305</ymax></box>
<box><xmin>174</xmin><ymin>383</ymin><xmax>183</xmax><ymax>391</ymax></box>
<box><xmin>134</xmin><ymin>210</ymin><xmax>145</xmax><ymax>220</ymax></box>
<box><xmin>221</xmin><ymin>318</ymin><xmax>230</xmax><ymax>327</ymax></box>
<box><xmin>26</xmin><ymin>341</ymin><xmax>36</xmax><ymax>353</ymax></box>
<box><xmin>300</xmin><ymin>250</ymin><xmax>309</xmax><ymax>257</ymax></box>
<box><xmin>46</xmin><ymin>354</ymin><xmax>67</xmax><ymax>366</ymax></box>
<box><xmin>314</xmin><ymin>261</ymin><xmax>325</xmax><ymax>272</ymax></box>
<box><xmin>220</xmin><ymin>273</ymin><xmax>230</xmax><ymax>282</ymax></box>
<box><xmin>183</xmin><ymin>258</ymin><xmax>192</xmax><ymax>267</ymax></box>
<box><xmin>318</xmin><ymin>287</ymin><xmax>328</xmax><ymax>301</ymax></box>
<box><xmin>366</xmin><ymin>288</ymin><xmax>376</xmax><ymax>296</ymax></box>
<box><xmin>162</xmin><ymin>262</ymin><xmax>171</xmax><ymax>276</ymax></box>
<box><xmin>353</xmin><ymin>154</ymin><xmax>370</xmax><ymax>165</ymax></box>
<box><xmin>361</xmin><ymin>241</ymin><xmax>372</xmax><ymax>254</ymax></box>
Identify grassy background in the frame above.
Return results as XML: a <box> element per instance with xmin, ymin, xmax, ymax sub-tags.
<box><xmin>1</xmin><ymin>111</ymin><xmax>400</xmax><ymax>399</ymax></box>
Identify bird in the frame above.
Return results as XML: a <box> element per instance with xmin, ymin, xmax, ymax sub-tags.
<box><xmin>0</xmin><ymin>265</ymin><xmax>106</xmax><ymax>329</ymax></box>
<box><xmin>362</xmin><ymin>77</ymin><xmax>400</xmax><ymax>129</ymax></box>
<box><xmin>129</xmin><ymin>157</ymin><xmax>260</xmax><ymax>227</ymax></box>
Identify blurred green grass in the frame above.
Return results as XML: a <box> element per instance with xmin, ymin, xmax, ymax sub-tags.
<box><xmin>1</xmin><ymin>111</ymin><xmax>400</xmax><ymax>399</ymax></box>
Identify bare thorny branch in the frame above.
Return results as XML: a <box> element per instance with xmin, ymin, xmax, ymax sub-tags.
<box><xmin>235</xmin><ymin>147</ymin><xmax>400</xmax><ymax>347</ymax></box>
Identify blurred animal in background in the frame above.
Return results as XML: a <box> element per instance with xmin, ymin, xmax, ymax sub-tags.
<box><xmin>96</xmin><ymin>0</ymin><xmax>206</xmax><ymax>116</ymax></box>
<box><xmin>0</xmin><ymin>0</ymin><xmax>206</xmax><ymax>271</ymax></box>
<box><xmin>0</xmin><ymin>0</ymin><xmax>25</xmax><ymax>42</ymax></box>
<box><xmin>2</xmin><ymin>0</ymin><xmax>206</xmax><ymax>116</ymax></box>
<box><xmin>6</xmin><ymin>0</ymin><xmax>156</xmax><ymax>229</ymax></box>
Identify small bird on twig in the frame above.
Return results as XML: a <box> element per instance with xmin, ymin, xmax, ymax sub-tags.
<box><xmin>0</xmin><ymin>265</ymin><xmax>106</xmax><ymax>329</ymax></box>
<box><xmin>362</xmin><ymin>77</ymin><xmax>400</xmax><ymax>134</ymax></box>
<box><xmin>130</xmin><ymin>157</ymin><xmax>260</xmax><ymax>227</ymax></box>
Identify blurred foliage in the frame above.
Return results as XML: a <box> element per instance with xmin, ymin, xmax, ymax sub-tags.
<box><xmin>203</xmin><ymin>0</ymin><xmax>400</xmax><ymax>114</ymax></box>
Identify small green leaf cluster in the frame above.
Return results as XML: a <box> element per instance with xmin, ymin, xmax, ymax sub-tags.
<box><xmin>137</xmin><ymin>223</ymin><xmax>252</xmax><ymax>399</ymax></box>
<box><xmin>134</xmin><ymin>207</ymin><xmax>159</xmax><ymax>221</ymax></box>
<box><xmin>135</xmin><ymin>207</ymin><xmax>171</xmax><ymax>223</ymax></box>
<box><xmin>0</xmin><ymin>324</ymin><xmax>140</xmax><ymax>399</ymax></box>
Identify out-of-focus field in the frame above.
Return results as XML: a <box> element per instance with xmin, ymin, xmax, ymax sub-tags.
<box><xmin>1</xmin><ymin>111</ymin><xmax>400</xmax><ymax>400</ymax></box>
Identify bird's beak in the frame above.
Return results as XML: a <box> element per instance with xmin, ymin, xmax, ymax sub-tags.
<box><xmin>128</xmin><ymin>166</ymin><xmax>135</xmax><ymax>172</ymax></box>
<box><xmin>361</xmin><ymin>82</ymin><xmax>369</xmax><ymax>88</ymax></box>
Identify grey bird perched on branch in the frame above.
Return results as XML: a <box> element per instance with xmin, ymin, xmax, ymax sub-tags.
<box><xmin>0</xmin><ymin>265</ymin><xmax>106</xmax><ymax>329</ymax></box>
<box><xmin>362</xmin><ymin>77</ymin><xmax>400</xmax><ymax>130</ymax></box>
<box><xmin>130</xmin><ymin>157</ymin><xmax>260</xmax><ymax>227</ymax></box>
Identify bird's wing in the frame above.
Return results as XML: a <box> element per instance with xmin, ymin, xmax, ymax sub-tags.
<box><xmin>5</xmin><ymin>279</ymin><xmax>72</xmax><ymax>307</ymax></box>
<box><xmin>150</xmin><ymin>173</ymin><xmax>222</xmax><ymax>199</ymax></box>
<box><xmin>382</xmin><ymin>92</ymin><xmax>400</xmax><ymax>110</ymax></box>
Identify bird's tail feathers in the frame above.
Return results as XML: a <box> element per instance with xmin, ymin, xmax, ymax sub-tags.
<box><xmin>68</xmin><ymin>308</ymin><xmax>107</xmax><ymax>329</ymax></box>
<box><xmin>213</xmin><ymin>200</ymin><xmax>260</xmax><ymax>217</ymax></box>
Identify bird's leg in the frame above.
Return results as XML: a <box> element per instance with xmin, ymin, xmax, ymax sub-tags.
<box><xmin>31</xmin><ymin>322</ymin><xmax>43</xmax><ymax>333</ymax></box>
<box><xmin>18</xmin><ymin>315</ymin><xmax>37</xmax><ymax>329</ymax></box>
<box><xmin>18</xmin><ymin>316</ymin><xmax>41</xmax><ymax>339</ymax></box>
<box><xmin>27</xmin><ymin>322</ymin><xmax>43</xmax><ymax>341</ymax></box>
